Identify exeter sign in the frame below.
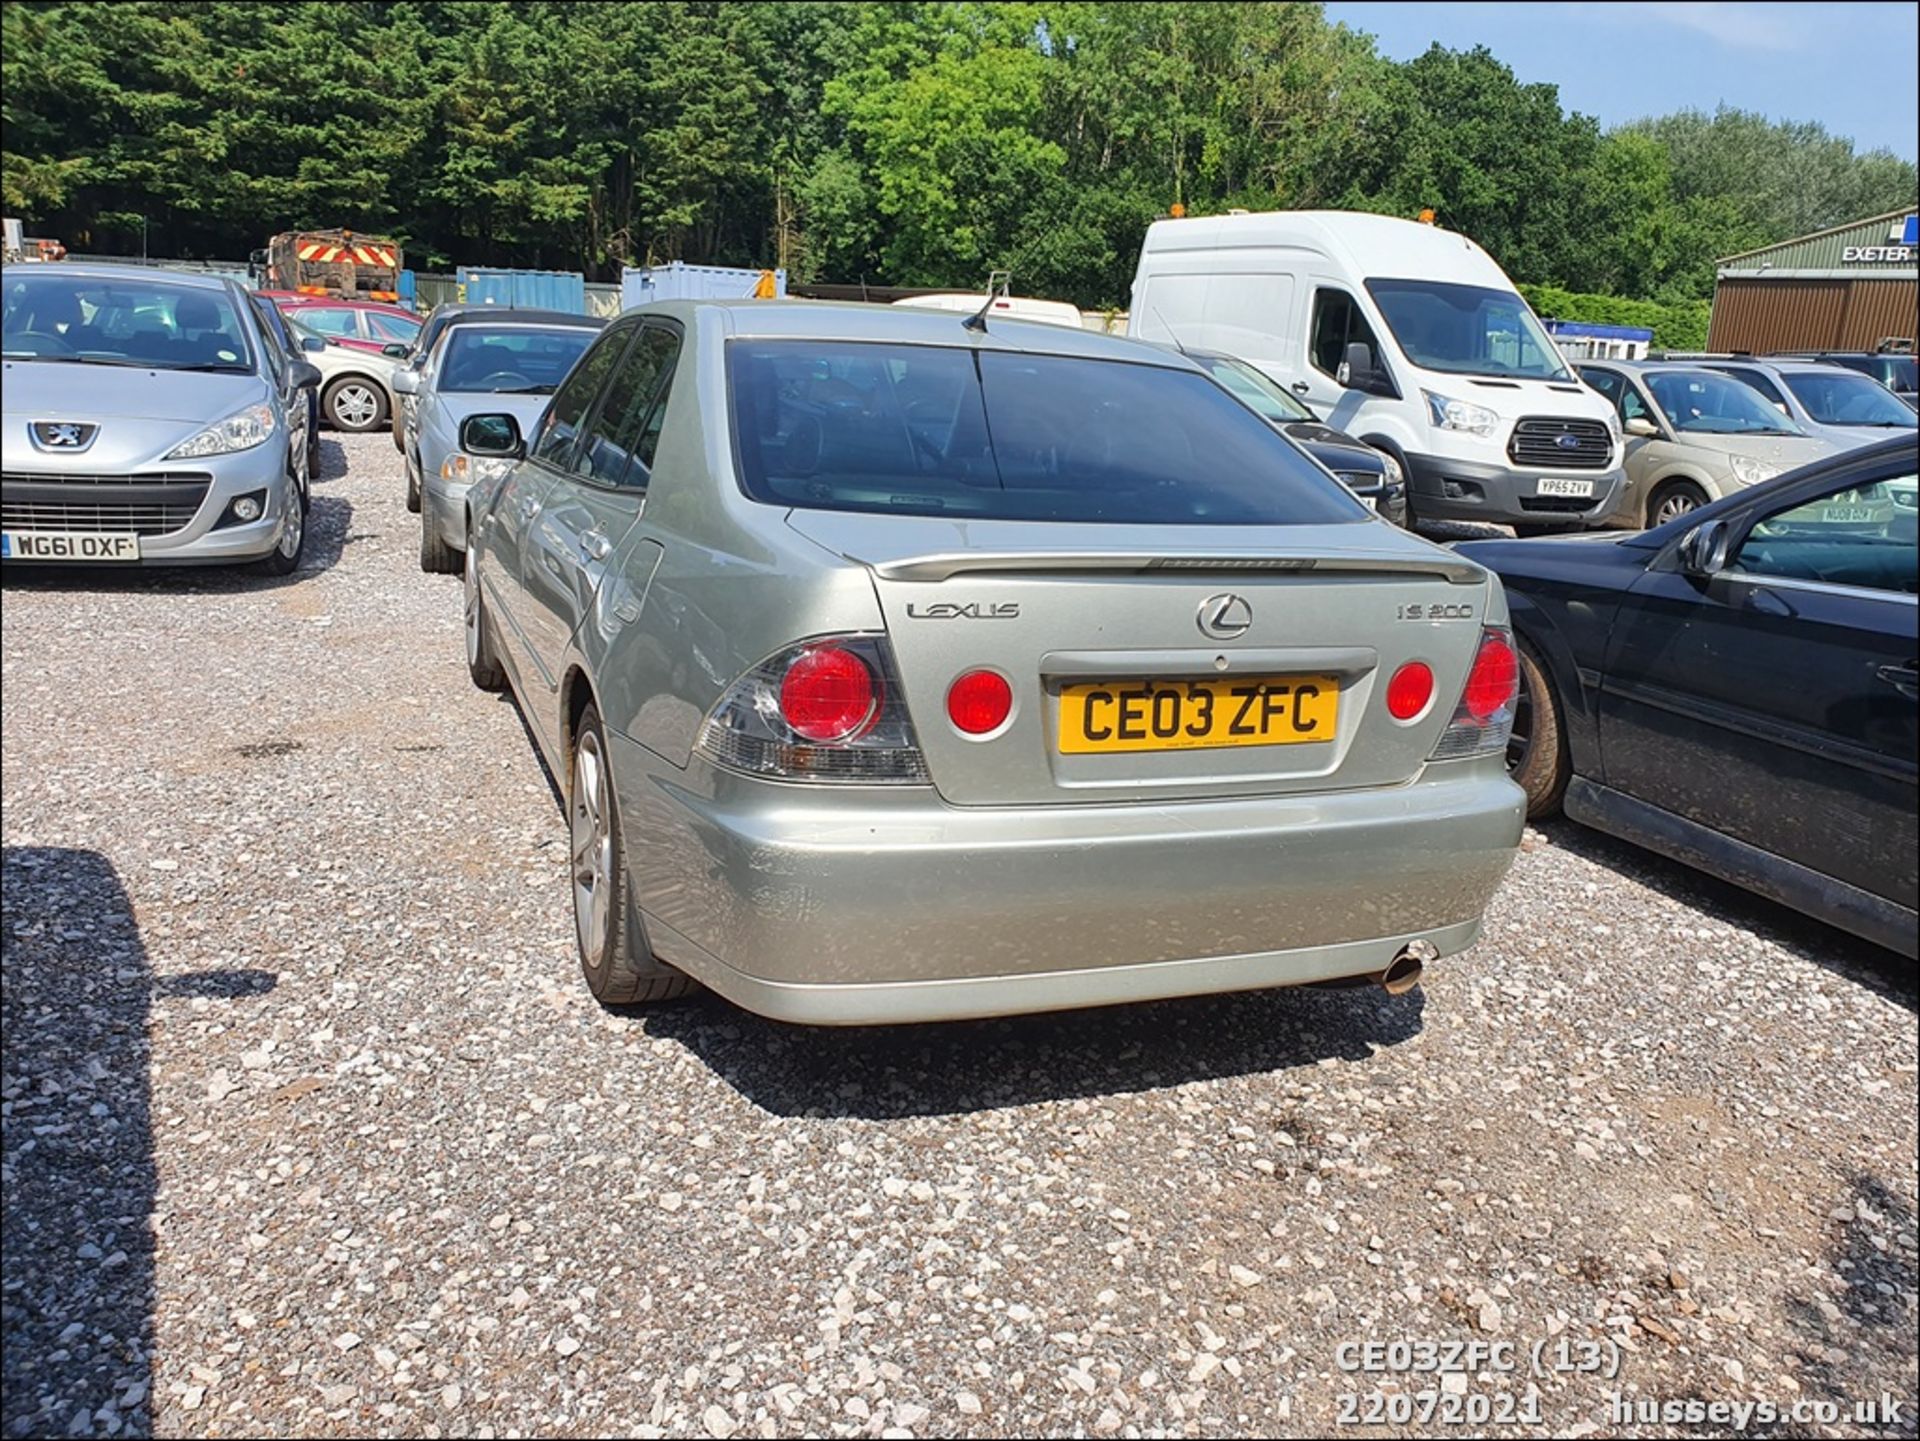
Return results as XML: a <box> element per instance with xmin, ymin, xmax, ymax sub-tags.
<box><xmin>1842</xmin><ymin>215</ymin><xmax>1918</xmax><ymax>264</ymax></box>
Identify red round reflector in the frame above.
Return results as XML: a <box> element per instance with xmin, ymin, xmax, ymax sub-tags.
<box><xmin>947</xmin><ymin>669</ymin><xmax>1013</xmax><ymax>735</ymax></box>
<box><xmin>1463</xmin><ymin>633</ymin><xmax>1519</xmax><ymax>723</ymax></box>
<box><xmin>780</xmin><ymin>646</ymin><xmax>876</xmax><ymax>742</ymax></box>
<box><xmin>1385</xmin><ymin>661</ymin><xmax>1435</xmax><ymax>720</ymax></box>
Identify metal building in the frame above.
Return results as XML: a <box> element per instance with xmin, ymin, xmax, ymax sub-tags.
<box><xmin>1707</xmin><ymin>209</ymin><xmax>1918</xmax><ymax>353</ymax></box>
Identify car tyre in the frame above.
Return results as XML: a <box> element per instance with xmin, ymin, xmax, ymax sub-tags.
<box><xmin>405</xmin><ymin>446</ymin><xmax>422</xmax><ymax>513</ymax></box>
<box><xmin>1509</xmin><ymin>640</ymin><xmax>1569</xmax><ymax>819</ymax></box>
<box><xmin>420</xmin><ymin>512</ymin><xmax>460</xmax><ymax>575</ymax></box>
<box><xmin>464</xmin><ymin>543</ymin><xmax>506</xmax><ymax>691</ymax></box>
<box><xmin>569</xmin><ymin>703</ymin><xmax>696</xmax><ymax>1007</ymax></box>
<box><xmin>1646</xmin><ymin>478</ymin><xmax>1709</xmax><ymax>528</ymax></box>
<box><xmin>323</xmin><ymin>377</ymin><xmax>388</xmax><ymax>433</ymax></box>
<box><xmin>254</xmin><ymin>473</ymin><xmax>307</xmax><ymax>578</ymax></box>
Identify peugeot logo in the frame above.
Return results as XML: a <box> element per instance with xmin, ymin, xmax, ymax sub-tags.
<box><xmin>30</xmin><ymin>421</ymin><xmax>98</xmax><ymax>452</ymax></box>
<box><xmin>1197</xmin><ymin>593</ymin><xmax>1253</xmax><ymax>639</ymax></box>
<box><xmin>1555</xmin><ymin>432</ymin><xmax>1583</xmax><ymax>451</ymax></box>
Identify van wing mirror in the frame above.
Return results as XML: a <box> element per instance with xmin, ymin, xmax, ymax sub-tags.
<box><xmin>1336</xmin><ymin>340</ymin><xmax>1395</xmax><ymax>396</ymax></box>
<box><xmin>390</xmin><ymin>368</ymin><xmax>419</xmax><ymax>396</ymax></box>
<box><xmin>1624</xmin><ymin>416</ymin><xmax>1660</xmax><ymax>439</ymax></box>
<box><xmin>1336</xmin><ymin>341</ymin><xmax>1373</xmax><ymax>388</ymax></box>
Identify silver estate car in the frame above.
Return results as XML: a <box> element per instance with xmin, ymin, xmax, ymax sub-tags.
<box><xmin>459</xmin><ymin>300</ymin><xmax>1526</xmax><ymax>1024</ymax></box>
<box><xmin>392</xmin><ymin>313</ymin><xmax>602</xmax><ymax>573</ymax></box>
<box><xmin>2</xmin><ymin>264</ymin><xmax>318</xmax><ymax>573</ymax></box>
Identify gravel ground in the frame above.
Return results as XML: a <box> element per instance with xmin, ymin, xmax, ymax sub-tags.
<box><xmin>3</xmin><ymin>431</ymin><xmax>1915</xmax><ymax>1440</ymax></box>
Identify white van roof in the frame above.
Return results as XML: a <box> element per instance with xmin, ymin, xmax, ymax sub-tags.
<box><xmin>1136</xmin><ymin>209</ymin><xmax>1511</xmax><ymax>289</ymax></box>
<box><xmin>893</xmin><ymin>292</ymin><xmax>1086</xmax><ymax>328</ymax></box>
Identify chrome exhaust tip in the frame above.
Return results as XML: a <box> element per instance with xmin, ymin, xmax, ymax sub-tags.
<box><xmin>1379</xmin><ymin>940</ymin><xmax>1437</xmax><ymax>997</ymax></box>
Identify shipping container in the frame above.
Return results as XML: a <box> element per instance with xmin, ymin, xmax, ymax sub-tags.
<box><xmin>459</xmin><ymin>268</ymin><xmax>587</xmax><ymax>314</ymax></box>
<box><xmin>622</xmin><ymin>262</ymin><xmax>785</xmax><ymax>309</ymax></box>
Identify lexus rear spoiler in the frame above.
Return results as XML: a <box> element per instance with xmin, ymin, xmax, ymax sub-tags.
<box><xmin>870</xmin><ymin>550</ymin><xmax>1486</xmax><ymax>585</ymax></box>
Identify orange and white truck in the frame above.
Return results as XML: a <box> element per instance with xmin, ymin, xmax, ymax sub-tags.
<box><xmin>252</xmin><ymin>229</ymin><xmax>403</xmax><ymax>300</ymax></box>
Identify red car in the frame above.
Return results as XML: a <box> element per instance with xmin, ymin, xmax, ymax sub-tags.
<box><xmin>269</xmin><ymin>296</ymin><xmax>423</xmax><ymax>356</ymax></box>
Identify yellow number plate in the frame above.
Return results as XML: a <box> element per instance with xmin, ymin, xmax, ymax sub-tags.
<box><xmin>1057</xmin><ymin>675</ymin><xmax>1340</xmax><ymax>754</ymax></box>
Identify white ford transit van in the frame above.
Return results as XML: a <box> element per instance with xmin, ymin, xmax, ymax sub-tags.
<box><xmin>1128</xmin><ymin>211</ymin><xmax>1625</xmax><ymax>528</ymax></box>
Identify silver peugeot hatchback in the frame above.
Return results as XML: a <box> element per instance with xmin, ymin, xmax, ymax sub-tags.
<box><xmin>2</xmin><ymin>264</ymin><xmax>319</xmax><ymax>573</ymax></box>
<box><xmin>459</xmin><ymin>300</ymin><xmax>1525</xmax><ymax>1023</ymax></box>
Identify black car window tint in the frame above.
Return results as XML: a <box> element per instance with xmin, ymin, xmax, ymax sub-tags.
<box><xmin>530</xmin><ymin>329</ymin><xmax>633</xmax><ymax>470</ymax></box>
<box><xmin>626</xmin><ymin>328</ymin><xmax>685</xmax><ymax>488</ymax></box>
<box><xmin>1729</xmin><ymin>470</ymin><xmax>1919</xmax><ymax>595</ymax></box>
<box><xmin>571</xmin><ymin>325</ymin><xmax>677</xmax><ymax>487</ymax></box>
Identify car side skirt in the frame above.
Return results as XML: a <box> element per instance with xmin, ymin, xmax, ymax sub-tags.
<box><xmin>1563</xmin><ymin>777</ymin><xmax>1918</xmax><ymax>960</ymax></box>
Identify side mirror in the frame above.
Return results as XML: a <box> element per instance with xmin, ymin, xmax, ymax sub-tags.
<box><xmin>1624</xmin><ymin>416</ymin><xmax>1660</xmax><ymax>439</ymax></box>
<box><xmin>390</xmin><ymin>368</ymin><xmax>419</xmax><ymax>396</ymax></box>
<box><xmin>1336</xmin><ymin>340</ymin><xmax>1373</xmax><ymax>388</ymax></box>
<box><xmin>460</xmin><ymin>413</ymin><xmax>524</xmax><ymax>459</ymax></box>
<box><xmin>1678</xmin><ymin>518</ymin><xmax>1730</xmax><ymax>576</ymax></box>
<box><xmin>288</xmin><ymin>360</ymin><xmax>322</xmax><ymax>391</ymax></box>
<box><xmin>381</xmin><ymin>342</ymin><xmax>410</xmax><ymax>359</ymax></box>
<box><xmin>300</xmin><ymin>336</ymin><xmax>326</xmax><ymax>355</ymax></box>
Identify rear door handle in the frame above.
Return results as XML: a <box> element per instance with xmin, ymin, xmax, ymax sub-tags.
<box><xmin>1290</xmin><ymin>381</ymin><xmax>1310</xmax><ymax>395</ymax></box>
<box><xmin>1877</xmin><ymin>661</ymin><xmax>1919</xmax><ymax>698</ymax></box>
<box><xmin>581</xmin><ymin>529</ymin><xmax>612</xmax><ymax>561</ymax></box>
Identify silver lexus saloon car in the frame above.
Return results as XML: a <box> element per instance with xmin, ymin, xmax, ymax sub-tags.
<box><xmin>458</xmin><ymin>300</ymin><xmax>1526</xmax><ymax>1024</ymax></box>
<box><xmin>2</xmin><ymin>264</ymin><xmax>318</xmax><ymax>573</ymax></box>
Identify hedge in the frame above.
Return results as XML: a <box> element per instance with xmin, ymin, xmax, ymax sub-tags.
<box><xmin>1519</xmin><ymin>284</ymin><xmax>1712</xmax><ymax>352</ymax></box>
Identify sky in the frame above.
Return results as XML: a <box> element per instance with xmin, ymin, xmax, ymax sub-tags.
<box><xmin>1323</xmin><ymin>1</ymin><xmax>1920</xmax><ymax>161</ymax></box>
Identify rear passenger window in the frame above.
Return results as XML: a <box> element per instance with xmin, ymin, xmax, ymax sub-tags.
<box><xmin>531</xmin><ymin>330</ymin><xmax>631</xmax><ymax>469</ymax></box>
<box><xmin>1309</xmin><ymin>289</ymin><xmax>1385</xmax><ymax>381</ymax></box>
<box><xmin>570</xmin><ymin>325</ymin><xmax>681</xmax><ymax>489</ymax></box>
<box><xmin>629</xmin><ymin>329</ymin><xmax>683</xmax><ymax>483</ymax></box>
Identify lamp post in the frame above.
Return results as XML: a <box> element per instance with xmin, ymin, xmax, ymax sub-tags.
<box><xmin>139</xmin><ymin>215</ymin><xmax>148</xmax><ymax>263</ymax></box>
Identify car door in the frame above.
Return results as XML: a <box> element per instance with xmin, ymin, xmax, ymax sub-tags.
<box><xmin>485</xmin><ymin>327</ymin><xmax>635</xmax><ymax>692</ymax></box>
<box><xmin>1598</xmin><ymin>458</ymin><xmax>1919</xmax><ymax>911</ymax></box>
<box><xmin>518</xmin><ymin>321</ymin><xmax>683</xmax><ymax>718</ymax></box>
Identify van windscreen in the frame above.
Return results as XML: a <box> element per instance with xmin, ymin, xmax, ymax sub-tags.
<box><xmin>727</xmin><ymin>341</ymin><xmax>1368</xmax><ymax>525</ymax></box>
<box><xmin>1365</xmin><ymin>278</ymin><xmax>1571</xmax><ymax>381</ymax></box>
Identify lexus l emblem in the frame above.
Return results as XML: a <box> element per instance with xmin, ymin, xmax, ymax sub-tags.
<box><xmin>1197</xmin><ymin>593</ymin><xmax>1253</xmax><ymax>639</ymax></box>
<box><xmin>30</xmin><ymin>420</ymin><xmax>98</xmax><ymax>452</ymax></box>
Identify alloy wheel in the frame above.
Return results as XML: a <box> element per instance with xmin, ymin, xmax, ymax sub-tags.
<box><xmin>463</xmin><ymin>547</ymin><xmax>482</xmax><ymax>667</ymax></box>
<box><xmin>1654</xmin><ymin>491</ymin><xmax>1701</xmax><ymax>525</ymax></box>
<box><xmin>332</xmin><ymin>384</ymin><xmax>380</xmax><ymax>429</ymax></box>
<box><xmin>277</xmin><ymin>485</ymin><xmax>304</xmax><ymax>561</ymax></box>
<box><xmin>570</xmin><ymin>730</ymin><xmax>615</xmax><ymax>970</ymax></box>
<box><xmin>1507</xmin><ymin>662</ymin><xmax>1535</xmax><ymax>774</ymax></box>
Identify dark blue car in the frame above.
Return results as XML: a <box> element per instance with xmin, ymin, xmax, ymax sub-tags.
<box><xmin>1459</xmin><ymin>436</ymin><xmax>1917</xmax><ymax>958</ymax></box>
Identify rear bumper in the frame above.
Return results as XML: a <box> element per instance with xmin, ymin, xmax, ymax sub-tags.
<box><xmin>1405</xmin><ymin>451</ymin><xmax>1625</xmax><ymax>527</ymax></box>
<box><xmin>618</xmin><ymin>738</ymin><xmax>1524</xmax><ymax>1024</ymax></box>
